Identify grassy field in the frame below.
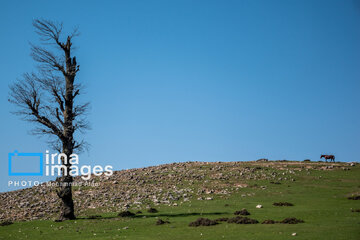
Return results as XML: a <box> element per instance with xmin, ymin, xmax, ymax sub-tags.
<box><xmin>1</xmin><ymin>162</ymin><xmax>360</xmax><ymax>240</ymax></box>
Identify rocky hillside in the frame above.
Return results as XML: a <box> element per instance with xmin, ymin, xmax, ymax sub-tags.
<box><xmin>0</xmin><ymin>160</ymin><xmax>356</xmax><ymax>221</ymax></box>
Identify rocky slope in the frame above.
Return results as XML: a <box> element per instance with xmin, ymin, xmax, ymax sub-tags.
<box><xmin>0</xmin><ymin>160</ymin><xmax>356</xmax><ymax>221</ymax></box>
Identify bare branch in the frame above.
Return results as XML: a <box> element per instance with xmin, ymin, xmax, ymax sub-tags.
<box><xmin>33</xmin><ymin>19</ymin><xmax>64</xmax><ymax>49</ymax></box>
<box><xmin>30</xmin><ymin>44</ymin><xmax>66</xmax><ymax>75</ymax></box>
<box><xmin>73</xmin><ymin>139</ymin><xmax>90</xmax><ymax>152</ymax></box>
<box><xmin>73</xmin><ymin>102</ymin><xmax>90</xmax><ymax>118</ymax></box>
<box><xmin>9</xmin><ymin>75</ymin><xmax>65</xmax><ymax>141</ymax></box>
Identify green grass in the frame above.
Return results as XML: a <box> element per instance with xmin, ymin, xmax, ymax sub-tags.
<box><xmin>1</xmin><ymin>163</ymin><xmax>360</xmax><ymax>240</ymax></box>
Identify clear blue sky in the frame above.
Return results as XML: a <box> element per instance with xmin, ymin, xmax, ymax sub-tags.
<box><xmin>1</xmin><ymin>0</ymin><xmax>359</xmax><ymax>192</ymax></box>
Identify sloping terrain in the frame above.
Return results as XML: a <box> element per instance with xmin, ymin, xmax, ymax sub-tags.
<box><xmin>0</xmin><ymin>160</ymin><xmax>359</xmax><ymax>240</ymax></box>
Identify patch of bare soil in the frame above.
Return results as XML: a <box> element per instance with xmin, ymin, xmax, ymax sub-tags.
<box><xmin>156</xmin><ymin>219</ymin><xmax>170</xmax><ymax>225</ymax></box>
<box><xmin>0</xmin><ymin>220</ymin><xmax>13</xmax><ymax>226</ymax></box>
<box><xmin>348</xmin><ymin>195</ymin><xmax>360</xmax><ymax>200</ymax></box>
<box><xmin>273</xmin><ymin>202</ymin><xmax>294</xmax><ymax>206</ymax></box>
<box><xmin>189</xmin><ymin>218</ymin><xmax>218</xmax><ymax>227</ymax></box>
<box><xmin>234</xmin><ymin>208</ymin><xmax>250</xmax><ymax>215</ymax></box>
<box><xmin>262</xmin><ymin>219</ymin><xmax>277</xmax><ymax>224</ymax></box>
<box><xmin>270</xmin><ymin>181</ymin><xmax>281</xmax><ymax>184</ymax></box>
<box><xmin>227</xmin><ymin>216</ymin><xmax>259</xmax><ymax>224</ymax></box>
<box><xmin>215</xmin><ymin>217</ymin><xmax>229</xmax><ymax>222</ymax></box>
<box><xmin>147</xmin><ymin>208</ymin><xmax>158</xmax><ymax>213</ymax></box>
<box><xmin>87</xmin><ymin>215</ymin><xmax>102</xmax><ymax>219</ymax></box>
<box><xmin>351</xmin><ymin>209</ymin><xmax>360</xmax><ymax>212</ymax></box>
<box><xmin>280</xmin><ymin>217</ymin><xmax>304</xmax><ymax>224</ymax></box>
<box><xmin>118</xmin><ymin>211</ymin><xmax>135</xmax><ymax>217</ymax></box>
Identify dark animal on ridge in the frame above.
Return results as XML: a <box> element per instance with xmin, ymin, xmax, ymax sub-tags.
<box><xmin>320</xmin><ymin>154</ymin><xmax>335</xmax><ymax>162</ymax></box>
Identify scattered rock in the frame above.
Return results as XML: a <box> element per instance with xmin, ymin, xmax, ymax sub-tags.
<box><xmin>234</xmin><ymin>208</ymin><xmax>250</xmax><ymax>215</ymax></box>
<box><xmin>189</xmin><ymin>218</ymin><xmax>218</xmax><ymax>227</ymax></box>
<box><xmin>0</xmin><ymin>161</ymin><xmax>353</xmax><ymax>222</ymax></box>
<box><xmin>256</xmin><ymin>205</ymin><xmax>263</xmax><ymax>208</ymax></box>
<box><xmin>292</xmin><ymin>233</ymin><xmax>297</xmax><ymax>236</ymax></box>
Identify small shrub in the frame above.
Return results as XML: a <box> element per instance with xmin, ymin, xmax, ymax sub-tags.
<box><xmin>0</xmin><ymin>220</ymin><xmax>13</xmax><ymax>226</ymax></box>
<box><xmin>234</xmin><ymin>208</ymin><xmax>250</xmax><ymax>215</ymax></box>
<box><xmin>256</xmin><ymin>158</ymin><xmax>268</xmax><ymax>162</ymax></box>
<box><xmin>156</xmin><ymin>219</ymin><xmax>170</xmax><ymax>225</ymax></box>
<box><xmin>348</xmin><ymin>195</ymin><xmax>360</xmax><ymax>200</ymax></box>
<box><xmin>262</xmin><ymin>219</ymin><xmax>277</xmax><ymax>224</ymax></box>
<box><xmin>280</xmin><ymin>218</ymin><xmax>304</xmax><ymax>224</ymax></box>
<box><xmin>273</xmin><ymin>202</ymin><xmax>294</xmax><ymax>206</ymax></box>
<box><xmin>87</xmin><ymin>215</ymin><xmax>102</xmax><ymax>219</ymax></box>
<box><xmin>189</xmin><ymin>218</ymin><xmax>218</xmax><ymax>227</ymax></box>
<box><xmin>227</xmin><ymin>216</ymin><xmax>258</xmax><ymax>224</ymax></box>
<box><xmin>147</xmin><ymin>208</ymin><xmax>158</xmax><ymax>213</ymax></box>
<box><xmin>118</xmin><ymin>211</ymin><xmax>135</xmax><ymax>217</ymax></box>
<box><xmin>270</xmin><ymin>181</ymin><xmax>281</xmax><ymax>185</ymax></box>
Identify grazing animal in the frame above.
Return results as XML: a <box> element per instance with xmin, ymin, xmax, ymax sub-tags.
<box><xmin>320</xmin><ymin>154</ymin><xmax>335</xmax><ymax>162</ymax></box>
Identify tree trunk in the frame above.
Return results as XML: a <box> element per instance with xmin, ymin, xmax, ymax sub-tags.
<box><xmin>57</xmin><ymin>142</ymin><xmax>75</xmax><ymax>220</ymax></box>
<box><xmin>57</xmin><ymin>39</ymin><xmax>76</xmax><ymax>220</ymax></box>
<box><xmin>57</xmin><ymin>175</ymin><xmax>75</xmax><ymax>220</ymax></box>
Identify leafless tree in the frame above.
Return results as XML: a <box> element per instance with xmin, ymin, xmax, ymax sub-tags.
<box><xmin>9</xmin><ymin>19</ymin><xmax>89</xmax><ymax>220</ymax></box>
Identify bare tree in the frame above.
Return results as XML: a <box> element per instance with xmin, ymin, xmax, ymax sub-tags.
<box><xmin>9</xmin><ymin>19</ymin><xmax>89</xmax><ymax>220</ymax></box>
